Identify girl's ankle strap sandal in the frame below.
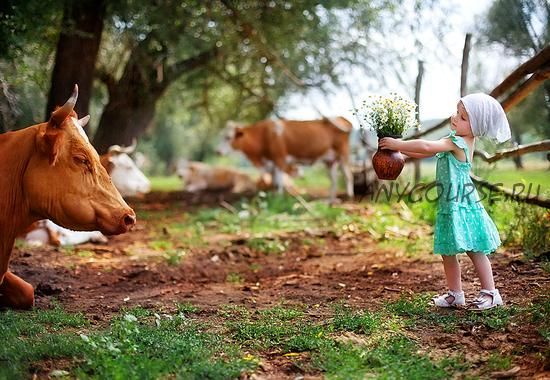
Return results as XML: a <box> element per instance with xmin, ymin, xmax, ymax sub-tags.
<box><xmin>433</xmin><ymin>290</ymin><xmax>465</xmax><ymax>308</ymax></box>
<box><xmin>472</xmin><ymin>289</ymin><xmax>503</xmax><ymax>310</ymax></box>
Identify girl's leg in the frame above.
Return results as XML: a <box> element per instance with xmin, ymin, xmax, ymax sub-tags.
<box><xmin>434</xmin><ymin>255</ymin><xmax>465</xmax><ymax>307</ymax></box>
<box><xmin>442</xmin><ymin>255</ymin><xmax>462</xmax><ymax>291</ymax></box>
<box><xmin>466</xmin><ymin>252</ymin><xmax>495</xmax><ymax>290</ymax></box>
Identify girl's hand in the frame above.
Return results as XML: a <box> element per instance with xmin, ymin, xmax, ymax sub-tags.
<box><xmin>378</xmin><ymin>137</ymin><xmax>401</xmax><ymax>151</ymax></box>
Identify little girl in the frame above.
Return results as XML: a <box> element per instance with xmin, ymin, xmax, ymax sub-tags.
<box><xmin>379</xmin><ymin>93</ymin><xmax>511</xmax><ymax>310</ymax></box>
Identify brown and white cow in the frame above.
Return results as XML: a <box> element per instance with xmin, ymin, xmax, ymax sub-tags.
<box><xmin>218</xmin><ymin>117</ymin><xmax>354</xmax><ymax>201</ymax></box>
<box><xmin>0</xmin><ymin>85</ymin><xmax>135</xmax><ymax>309</ymax></box>
<box><xmin>176</xmin><ymin>160</ymin><xmax>257</xmax><ymax>193</ymax></box>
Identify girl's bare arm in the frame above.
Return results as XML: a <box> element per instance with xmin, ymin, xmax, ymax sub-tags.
<box><xmin>379</xmin><ymin>137</ymin><xmax>457</xmax><ymax>155</ymax></box>
<box><xmin>400</xmin><ymin>150</ymin><xmax>434</xmax><ymax>159</ymax></box>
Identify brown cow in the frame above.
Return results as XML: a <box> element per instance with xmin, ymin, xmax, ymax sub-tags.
<box><xmin>218</xmin><ymin>117</ymin><xmax>354</xmax><ymax>201</ymax></box>
<box><xmin>0</xmin><ymin>85</ymin><xmax>135</xmax><ymax>309</ymax></box>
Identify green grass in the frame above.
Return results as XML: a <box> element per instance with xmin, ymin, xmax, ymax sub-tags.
<box><xmin>149</xmin><ymin>175</ymin><xmax>181</xmax><ymax>192</ymax></box>
<box><xmin>0</xmin><ymin>306</ymin><xmax>255</xmax><ymax>379</ymax></box>
<box><xmin>482</xmin><ymin>168</ymin><xmax>549</xmax><ymax>196</ymax></box>
<box><xmin>3</xmin><ymin>298</ymin><xmax>549</xmax><ymax>379</ymax></box>
<box><xmin>246</xmin><ymin>237</ymin><xmax>288</xmax><ymax>255</ymax></box>
<box><xmin>0</xmin><ymin>305</ymin><xmax>89</xmax><ymax>378</ymax></box>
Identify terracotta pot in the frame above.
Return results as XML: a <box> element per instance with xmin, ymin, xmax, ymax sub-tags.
<box><xmin>372</xmin><ymin>135</ymin><xmax>405</xmax><ymax>180</ymax></box>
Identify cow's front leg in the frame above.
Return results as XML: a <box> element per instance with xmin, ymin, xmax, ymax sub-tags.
<box><xmin>273</xmin><ymin>167</ymin><xmax>284</xmax><ymax>194</ymax></box>
<box><xmin>329</xmin><ymin>162</ymin><xmax>339</xmax><ymax>202</ymax></box>
<box><xmin>0</xmin><ymin>271</ymin><xmax>35</xmax><ymax>309</ymax></box>
<box><xmin>341</xmin><ymin>161</ymin><xmax>354</xmax><ymax>198</ymax></box>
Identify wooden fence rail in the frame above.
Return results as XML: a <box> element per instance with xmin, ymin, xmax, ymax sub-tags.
<box><xmin>405</xmin><ymin>44</ymin><xmax>550</xmax><ymax>140</ymax></box>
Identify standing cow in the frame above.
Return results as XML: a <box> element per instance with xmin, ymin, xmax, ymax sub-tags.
<box><xmin>0</xmin><ymin>85</ymin><xmax>135</xmax><ymax>309</ymax></box>
<box><xmin>218</xmin><ymin>117</ymin><xmax>354</xmax><ymax>201</ymax></box>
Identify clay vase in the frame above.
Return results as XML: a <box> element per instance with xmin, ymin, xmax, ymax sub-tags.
<box><xmin>372</xmin><ymin>135</ymin><xmax>405</xmax><ymax>180</ymax></box>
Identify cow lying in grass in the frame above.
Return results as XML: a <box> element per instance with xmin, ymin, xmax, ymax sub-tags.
<box><xmin>0</xmin><ymin>85</ymin><xmax>135</xmax><ymax>309</ymax></box>
<box><xmin>176</xmin><ymin>160</ymin><xmax>257</xmax><ymax>193</ymax></box>
<box><xmin>176</xmin><ymin>160</ymin><xmax>300</xmax><ymax>194</ymax></box>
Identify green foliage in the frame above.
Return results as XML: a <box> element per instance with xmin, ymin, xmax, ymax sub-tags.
<box><xmin>164</xmin><ymin>249</ymin><xmax>187</xmax><ymax>266</ymax></box>
<box><xmin>176</xmin><ymin>302</ymin><xmax>200</xmax><ymax>315</ymax></box>
<box><xmin>480</xmin><ymin>0</ymin><xmax>550</xmax><ymax>141</ymax></box>
<box><xmin>529</xmin><ymin>295</ymin><xmax>550</xmax><ymax>342</ymax></box>
<box><xmin>332</xmin><ymin>306</ymin><xmax>384</xmax><ymax>335</ymax></box>
<box><xmin>4</xmin><ymin>300</ymin><xmax>546</xmax><ymax>379</ymax></box>
<box><xmin>482</xmin><ymin>0</ymin><xmax>549</xmax><ymax>56</ymax></box>
<box><xmin>313</xmin><ymin>337</ymin><xmax>449</xmax><ymax>380</ymax></box>
<box><xmin>486</xmin><ymin>353</ymin><xmax>512</xmax><ymax>371</ymax></box>
<box><xmin>0</xmin><ymin>306</ymin><xmax>89</xmax><ymax>378</ymax></box>
<box><xmin>246</xmin><ymin>237</ymin><xmax>288</xmax><ymax>255</ymax></box>
<box><xmin>485</xmin><ymin>199</ymin><xmax>550</xmax><ymax>256</ymax></box>
<box><xmin>226</xmin><ymin>272</ymin><xmax>244</xmax><ymax>285</ymax></box>
<box><xmin>75</xmin><ymin>312</ymin><xmax>255</xmax><ymax>379</ymax></box>
<box><xmin>149</xmin><ymin>176</ymin><xmax>182</xmax><ymax>191</ymax></box>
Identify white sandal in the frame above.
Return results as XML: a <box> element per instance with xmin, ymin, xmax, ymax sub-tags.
<box><xmin>472</xmin><ymin>289</ymin><xmax>503</xmax><ymax>310</ymax></box>
<box><xmin>433</xmin><ymin>290</ymin><xmax>465</xmax><ymax>308</ymax></box>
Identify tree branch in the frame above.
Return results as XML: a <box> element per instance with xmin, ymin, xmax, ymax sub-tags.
<box><xmin>501</xmin><ymin>66</ymin><xmax>550</xmax><ymax>111</ymax></box>
<box><xmin>474</xmin><ymin>139</ymin><xmax>550</xmax><ymax>163</ymax></box>
<box><xmin>164</xmin><ymin>48</ymin><xmax>218</xmax><ymax>85</ymax></box>
<box><xmin>406</xmin><ymin>45</ymin><xmax>550</xmax><ymax>140</ymax></box>
<box><xmin>219</xmin><ymin>0</ymin><xmax>306</xmax><ymax>87</ymax></box>
<box><xmin>470</xmin><ymin>174</ymin><xmax>550</xmax><ymax>209</ymax></box>
<box><xmin>490</xmin><ymin>44</ymin><xmax>550</xmax><ymax>98</ymax></box>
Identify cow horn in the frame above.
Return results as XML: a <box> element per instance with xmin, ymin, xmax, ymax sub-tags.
<box><xmin>78</xmin><ymin>115</ymin><xmax>90</xmax><ymax>127</ymax></box>
<box><xmin>108</xmin><ymin>138</ymin><xmax>137</xmax><ymax>155</ymax></box>
<box><xmin>50</xmin><ymin>84</ymin><xmax>78</xmax><ymax>125</ymax></box>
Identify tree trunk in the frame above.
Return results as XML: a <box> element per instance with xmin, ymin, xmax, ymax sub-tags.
<box><xmin>460</xmin><ymin>33</ymin><xmax>472</xmax><ymax>97</ymax></box>
<box><xmin>93</xmin><ymin>89</ymin><xmax>160</xmax><ymax>154</ymax></box>
<box><xmin>512</xmin><ymin>130</ymin><xmax>524</xmax><ymax>169</ymax></box>
<box><xmin>93</xmin><ymin>35</ymin><xmax>217</xmax><ymax>154</ymax></box>
<box><xmin>46</xmin><ymin>0</ymin><xmax>105</xmax><ymax>124</ymax></box>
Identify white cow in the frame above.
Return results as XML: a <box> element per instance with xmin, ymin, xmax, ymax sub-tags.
<box><xmin>24</xmin><ymin>220</ymin><xmax>108</xmax><ymax>246</ymax></box>
<box><xmin>100</xmin><ymin>141</ymin><xmax>151</xmax><ymax>197</ymax></box>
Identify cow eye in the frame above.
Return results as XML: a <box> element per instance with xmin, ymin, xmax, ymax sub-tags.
<box><xmin>235</xmin><ymin>131</ymin><xmax>244</xmax><ymax>138</ymax></box>
<box><xmin>74</xmin><ymin>156</ymin><xmax>90</xmax><ymax>168</ymax></box>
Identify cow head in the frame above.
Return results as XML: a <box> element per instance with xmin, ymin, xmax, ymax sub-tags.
<box><xmin>23</xmin><ymin>85</ymin><xmax>136</xmax><ymax>235</ymax></box>
<box><xmin>175</xmin><ymin>160</ymin><xmax>207</xmax><ymax>192</ymax></box>
<box><xmin>103</xmin><ymin>141</ymin><xmax>151</xmax><ymax>197</ymax></box>
<box><xmin>216</xmin><ymin>120</ymin><xmax>246</xmax><ymax>155</ymax></box>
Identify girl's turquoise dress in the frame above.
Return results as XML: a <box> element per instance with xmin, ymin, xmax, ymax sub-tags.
<box><xmin>433</xmin><ymin>130</ymin><xmax>501</xmax><ymax>255</ymax></box>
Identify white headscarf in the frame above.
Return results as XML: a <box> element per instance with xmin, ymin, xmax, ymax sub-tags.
<box><xmin>460</xmin><ymin>93</ymin><xmax>511</xmax><ymax>143</ymax></box>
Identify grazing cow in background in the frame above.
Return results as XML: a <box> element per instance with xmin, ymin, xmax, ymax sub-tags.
<box><xmin>176</xmin><ymin>160</ymin><xmax>257</xmax><ymax>193</ymax></box>
<box><xmin>217</xmin><ymin>117</ymin><xmax>354</xmax><ymax>201</ymax></box>
<box><xmin>0</xmin><ymin>85</ymin><xmax>135</xmax><ymax>309</ymax></box>
<box><xmin>100</xmin><ymin>140</ymin><xmax>151</xmax><ymax>197</ymax></box>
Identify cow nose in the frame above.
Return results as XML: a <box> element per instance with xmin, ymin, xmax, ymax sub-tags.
<box><xmin>123</xmin><ymin>213</ymin><xmax>136</xmax><ymax>228</ymax></box>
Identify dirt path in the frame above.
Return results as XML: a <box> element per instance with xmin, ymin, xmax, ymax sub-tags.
<box><xmin>8</xmin><ymin>194</ymin><xmax>550</xmax><ymax>378</ymax></box>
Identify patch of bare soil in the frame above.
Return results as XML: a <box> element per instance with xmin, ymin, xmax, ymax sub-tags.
<box><xmin>7</xmin><ymin>193</ymin><xmax>550</xmax><ymax>379</ymax></box>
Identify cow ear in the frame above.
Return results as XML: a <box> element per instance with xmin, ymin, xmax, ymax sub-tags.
<box><xmin>39</xmin><ymin>128</ymin><xmax>64</xmax><ymax>165</ymax></box>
